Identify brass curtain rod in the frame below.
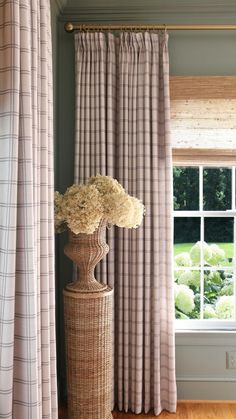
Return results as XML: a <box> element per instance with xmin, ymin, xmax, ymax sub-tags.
<box><xmin>65</xmin><ymin>22</ymin><xmax>236</xmax><ymax>33</ymax></box>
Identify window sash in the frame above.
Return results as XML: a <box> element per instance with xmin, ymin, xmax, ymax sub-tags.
<box><xmin>174</xmin><ymin>211</ymin><xmax>236</xmax><ymax>217</ymax></box>
<box><xmin>174</xmin><ymin>163</ymin><xmax>236</xmax><ymax>330</ymax></box>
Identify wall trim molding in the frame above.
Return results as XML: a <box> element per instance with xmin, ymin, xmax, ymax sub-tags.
<box><xmin>54</xmin><ymin>0</ymin><xmax>67</xmax><ymax>14</ymax></box>
<box><xmin>60</xmin><ymin>4</ymin><xmax>236</xmax><ymax>24</ymax></box>
<box><xmin>59</xmin><ymin>4</ymin><xmax>236</xmax><ymax>21</ymax></box>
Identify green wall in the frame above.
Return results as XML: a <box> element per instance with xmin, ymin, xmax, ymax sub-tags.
<box><xmin>55</xmin><ymin>1</ymin><xmax>236</xmax><ymax>401</ymax></box>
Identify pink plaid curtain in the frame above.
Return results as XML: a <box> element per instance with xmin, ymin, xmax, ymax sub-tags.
<box><xmin>74</xmin><ymin>31</ymin><xmax>176</xmax><ymax>415</ymax></box>
<box><xmin>0</xmin><ymin>1</ymin><xmax>57</xmax><ymax>418</ymax></box>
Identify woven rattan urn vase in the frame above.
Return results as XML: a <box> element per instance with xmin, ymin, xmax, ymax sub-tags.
<box><xmin>63</xmin><ymin>219</ymin><xmax>113</xmax><ymax>419</ymax></box>
<box><xmin>64</xmin><ymin>219</ymin><xmax>109</xmax><ymax>292</ymax></box>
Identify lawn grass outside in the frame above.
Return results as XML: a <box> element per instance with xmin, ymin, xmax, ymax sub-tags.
<box><xmin>174</xmin><ymin>242</ymin><xmax>234</xmax><ymax>258</ymax></box>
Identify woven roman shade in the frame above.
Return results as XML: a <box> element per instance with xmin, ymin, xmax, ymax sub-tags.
<box><xmin>170</xmin><ymin>76</ymin><xmax>236</xmax><ymax>165</ymax></box>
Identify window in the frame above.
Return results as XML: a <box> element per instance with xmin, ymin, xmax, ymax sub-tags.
<box><xmin>173</xmin><ymin>165</ymin><xmax>236</xmax><ymax>330</ymax></box>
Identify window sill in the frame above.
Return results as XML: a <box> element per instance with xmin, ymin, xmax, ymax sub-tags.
<box><xmin>175</xmin><ymin>329</ymin><xmax>236</xmax><ymax>346</ymax></box>
<box><xmin>176</xmin><ymin>329</ymin><xmax>236</xmax><ymax>335</ymax></box>
<box><xmin>175</xmin><ymin>319</ymin><xmax>236</xmax><ymax>332</ymax></box>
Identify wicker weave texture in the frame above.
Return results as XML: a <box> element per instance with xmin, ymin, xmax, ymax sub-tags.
<box><xmin>64</xmin><ymin>219</ymin><xmax>109</xmax><ymax>293</ymax></box>
<box><xmin>64</xmin><ymin>288</ymin><xmax>113</xmax><ymax>419</ymax></box>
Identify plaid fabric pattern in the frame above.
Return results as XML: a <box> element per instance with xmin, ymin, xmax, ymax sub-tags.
<box><xmin>74</xmin><ymin>31</ymin><xmax>176</xmax><ymax>415</ymax></box>
<box><xmin>0</xmin><ymin>1</ymin><xmax>58</xmax><ymax>418</ymax></box>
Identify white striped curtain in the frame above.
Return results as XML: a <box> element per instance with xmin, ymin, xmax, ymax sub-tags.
<box><xmin>0</xmin><ymin>1</ymin><xmax>58</xmax><ymax>418</ymax></box>
<box><xmin>74</xmin><ymin>31</ymin><xmax>176</xmax><ymax>415</ymax></box>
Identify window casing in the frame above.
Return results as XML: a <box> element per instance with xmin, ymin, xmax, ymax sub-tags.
<box><xmin>171</xmin><ymin>76</ymin><xmax>236</xmax><ymax>330</ymax></box>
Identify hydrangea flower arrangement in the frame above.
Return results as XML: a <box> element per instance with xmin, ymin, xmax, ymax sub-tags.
<box><xmin>55</xmin><ymin>175</ymin><xmax>145</xmax><ymax>235</ymax></box>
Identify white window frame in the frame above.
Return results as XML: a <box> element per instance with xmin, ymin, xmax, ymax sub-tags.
<box><xmin>174</xmin><ymin>164</ymin><xmax>236</xmax><ymax>331</ymax></box>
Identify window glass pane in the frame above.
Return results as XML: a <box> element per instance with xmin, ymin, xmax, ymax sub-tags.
<box><xmin>174</xmin><ymin>217</ymin><xmax>200</xmax><ymax>259</ymax></box>
<box><xmin>173</xmin><ymin>167</ymin><xmax>199</xmax><ymax>210</ymax></box>
<box><xmin>204</xmin><ymin>270</ymin><xmax>234</xmax><ymax>320</ymax></box>
<box><xmin>204</xmin><ymin>217</ymin><xmax>234</xmax><ymax>267</ymax></box>
<box><xmin>175</xmin><ymin>269</ymin><xmax>201</xmax><ymax>320</ymax></box>
<box><xmin>203</xmin><ymin>168</ymin><xmax>231</xmax><ymax>210</ymax></box>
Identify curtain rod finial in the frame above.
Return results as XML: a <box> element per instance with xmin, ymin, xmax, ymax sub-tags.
<box><xmin>65</xmin><ymin>22</ymin><xmax>74</xmax><ymax>33</ymax></box>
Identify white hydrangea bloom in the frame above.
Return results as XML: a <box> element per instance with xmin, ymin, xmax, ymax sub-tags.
<box><xmin>104</xmin><ymin>193</ymin><xmax>145</xmax><ymax>229</ymax></box>
<box><xmin>175</xmin><ymin>284</ymin><xmax>195</xmax><ymax>314</ymax></box>
<box><xmin>88</xmin><ymin>174</ymin><xmax>125</xmax><ymax>195</ymax></box>
<box><xmin>177</xmin><ymin>270</ymin><xmax>200</xmax><ymax>288</ymax></box>
<box><xmin>208</xmin><ymin>244</ymin><xmax>225</xmax><ymax>265</ymax></box>
<box><xmin>174</xmin><ymin>271</ymin><xmax>181</xmax><ymax>282</ymax></box>
<box><xmin>215</xmin><ymin>296</ymin><xmax>234</xmax><ymax>319</ymax></box>
<box><xmin>62</xmin><ymin>184</ymin><xmax>103</xmax><ymax>234</ymax></box>
<box><xmin>174</xmin><ymin>283</ymin><xmax>179</xmax><ymax>300</ymax></box>
<box><xmin>176</xmin><ymin>271</ymin><xmax>189</xmax><ymax>285</ymax></box>
<box><xmin>220</xmin><ymin>283</ymin><xmax>234</xmax><ymax>296</ymax></box>
<box><xmin>175</xmin><ymin>252</ymin><xmax>192</xmax><ymax>267</ymax></box>
<box><xmin>207</xmin><ymin>271</ymin><xmax>222</xmax><ymax>285</ymax></box>
<box><xmin>190</xmin><ymin>241</ymin><xmax>212</xmax><ymax>265</ymax></box>
<box><xmin>127</xmin><ymin>196</ymin><xmax>145</xmax><ymax>228</ymax></box>
<box><xmin>204</xmin><ymin>305</ymin><xmax>217</xmax><ymax>319</ymax></box>
<box><xmin>190</xmin><ymin>271</ymin><xmax>201</xmax><ymax>288</ymax></box>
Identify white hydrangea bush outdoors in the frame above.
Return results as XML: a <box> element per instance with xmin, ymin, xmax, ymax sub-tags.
<box><xmin>174</xmin><ymin>241</ymin><xmax>234</xmax><ymax>320</ymax></box>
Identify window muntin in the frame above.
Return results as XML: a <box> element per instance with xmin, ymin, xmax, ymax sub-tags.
<box><xmin>174</xmin><ymin>165</ymin><xmax>236</xmax><ymax>330</ymax></box>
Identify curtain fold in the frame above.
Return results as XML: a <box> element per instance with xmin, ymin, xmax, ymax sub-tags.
<box><xmin>0</xmin><ymin>1</ymin><xmax>57</xmax><ymax>418</ymax></box>
<box><xmin>74</xmin><ymin>30</ymin><xmax>176</xmax><ymax>415</ymax></box>
<box><xmin>74</xmin><ymin>32</ymin><xmax>117</xmax><ymax>287</ymax></box>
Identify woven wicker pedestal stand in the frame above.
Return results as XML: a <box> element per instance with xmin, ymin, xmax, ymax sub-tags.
<box><xmin>63</xmin><ymin>220</ymin><xmax>113</xmax><ymax>419</ymax></box>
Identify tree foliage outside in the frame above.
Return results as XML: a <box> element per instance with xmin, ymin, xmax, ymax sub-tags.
<box><xmin>203</xmin><ymin>168</ymin><xmax>231</xmax><ymax>211</ymax></box>
<box><xmin>173</xmin><ymin>167</ymin><xmax>199</xmax><ymax>211</ymax></box>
